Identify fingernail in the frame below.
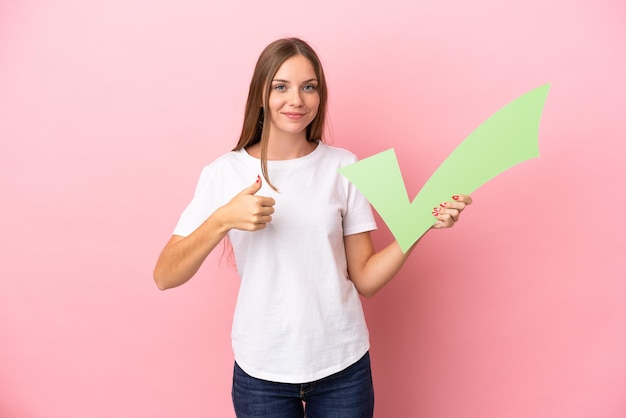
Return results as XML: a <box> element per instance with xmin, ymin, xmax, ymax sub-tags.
<box><xmin>433</xmin><ymin>207</ymin><xmax>441</xmax><ymax>212</ymax></box>
<box><xmin>256</xmin><ymin>175</ymin><xmax>260</xmax><ymax>183</ymax></box>
<box><xmin>440</xmin><ymin>202</ymin><xmax>447</xmax><ymax>207</ymax></box>
<box><xmin>432</xmin><ymin>212</ymin><xmax>439</xmax><ymax>216</ymax></box>
<box><xmin>452</xmin><ymin>195</ymin><xmax>459</xmax><ymax>200</ymax></box>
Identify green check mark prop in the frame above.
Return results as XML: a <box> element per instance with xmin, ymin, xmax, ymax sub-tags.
<box><xmin>338</xmin><ymin>84</ymin><xmax>550</xmax><ymax>253</ymax></box>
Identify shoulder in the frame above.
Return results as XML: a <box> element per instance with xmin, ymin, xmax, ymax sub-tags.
<box><xmin>207</xmin><ymin>149</ymin><xmax>246</xmax><ymax>167</ymax></box>
<box><xmin>199</xmin><ymin>150</ymin><xmax>248</xmax><ymax>175</ymax></box>
<box><xmin>317</xmin><ymin>143</ymin><xmax>359</xmax><ymax>165</ymax></box>
<box><xmin>191</xmin><ymin>150</ymin><xmax>250</xmax><ymax>190</ymax></box>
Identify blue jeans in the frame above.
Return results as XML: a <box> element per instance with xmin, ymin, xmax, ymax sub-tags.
<box><xmin>232</xmin><ymin>352</ymin><xmax>374</xmax><ymax>418</ymax></box>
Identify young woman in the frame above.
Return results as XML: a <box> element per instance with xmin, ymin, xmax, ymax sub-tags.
<box><xmin>154</xmin><ymin>37</ymin><xmax>472</xmax><ymax>418</ymax></box>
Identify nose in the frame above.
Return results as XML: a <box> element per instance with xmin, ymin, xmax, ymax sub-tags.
<box><xmin>288</xmin><ymin>89</ymin><xmax>304</xmax><ymax>107</ymax></box>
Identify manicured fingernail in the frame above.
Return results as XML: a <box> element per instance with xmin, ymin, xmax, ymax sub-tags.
<box><xmin>256</xmin><ymin>175</ymin><xmax>261</xmax><ymax>183</ymax></box>
<box><xmin>433</xmin><ymin>207</ymin><xmax>441</xmax><ymax>212</ymax></box>
<box><xmin>452</xmin><ymin>195</ymin><xmax>459</xmax><ymax>200</ymax></box>
<box><xmin>440</xmin><ymin>202</ymin><xmax>447</xmax><ymax>207</ymax></box>
<box><xmin>432</xmin><ymin>212</ymin><xmax>439</xmax><ymax>216</ymax></box>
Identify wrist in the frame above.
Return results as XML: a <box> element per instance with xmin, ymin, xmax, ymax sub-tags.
<box><xmin>207</xmin><ymin>206</ymin><xmax>232</xmax><ymax>236</ymax></box>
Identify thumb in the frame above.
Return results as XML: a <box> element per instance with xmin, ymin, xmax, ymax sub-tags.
<box><xmin>239</xmin><ymin>175</ymin><xmax>262</xmax><ymax>195</ymax></box>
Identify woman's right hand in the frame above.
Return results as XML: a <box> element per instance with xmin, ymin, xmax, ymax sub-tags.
<box><xmin>153</xmin><ymin>176</ymin><xmax>275</xmax><ymax>290</ymax></box>
<box><xmin>216</xmin><ymin>175</ymin><xmax>275</xmax><ymax>232</ymax></box>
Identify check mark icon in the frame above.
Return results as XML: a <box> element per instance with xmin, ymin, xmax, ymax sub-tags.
<box><xmin>339</xmin><ymin>84</ymin><xmax>550</xmax><ymax>252</ymax></box>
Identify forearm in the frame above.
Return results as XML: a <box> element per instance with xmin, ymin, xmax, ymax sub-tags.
<box><xmin>352</xmin><ymin>240</ymin><xmax>417</xmax><ymax>298</ymax></box>
<box><xmin>346</xmin><ymin>194</ymin><xmax>473</xmax><ymax>298</ymax></box>
<box><xmin>154</xmin><ymin>178</ymin><xmax>276</xmax><ymax>290</ymax></box>
<box><xmin>345</xmin><ymin>231</ymin><xmax>420</xmax><ymax>298</ymax></box>
<box><xmin>153</xmin><ymin>215</ymin><xmax>229</xmax><ymax>290</ymax></box>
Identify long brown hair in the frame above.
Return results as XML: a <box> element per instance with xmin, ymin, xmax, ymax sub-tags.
<box><xmin>233</xmin><ymin>38</ymin><xmax>328</xmax><ymax>190</ymax></box>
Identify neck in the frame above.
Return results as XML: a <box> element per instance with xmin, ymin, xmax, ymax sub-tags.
<box><xmin>248</xmin><ymin>133</ymin><xmax>317</xmax><ymax>160</ymax></box>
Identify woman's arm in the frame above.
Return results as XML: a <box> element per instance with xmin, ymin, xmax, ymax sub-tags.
<box><xmin>153</xmin><ymin>177</ymin><xmax>275</xmax><ymax>290</ymax></box>
<box><xmin>344</xmin><ymin>194</ymin><xmax>472</xmax><ymax>298</ymax></box>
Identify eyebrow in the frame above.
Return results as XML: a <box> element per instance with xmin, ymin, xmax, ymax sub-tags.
<box><xmin>271</xmin><ymin>78</ymin><xmax>318</xmax><ymax>84</ymax></box>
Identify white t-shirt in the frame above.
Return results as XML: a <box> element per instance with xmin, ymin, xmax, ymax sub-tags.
<box><xmin>173</xmin><ymin>142</ymin><xmax>377</xmax><ymax>383</ymax></box>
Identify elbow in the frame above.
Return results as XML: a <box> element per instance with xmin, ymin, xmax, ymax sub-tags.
<box><xmin>153</xmin><ymin>276</ymin><xmax>169</xmax><ymax>291</ymax></box>
<box><xmin>153</xmin><ymin>267</ymin><xmax>173</xmax><ymax>291</ymax></box>
<box><xmin>353</xmin><ymin>283</ymin><xmax>379</xmax><ymax>299</ymax></box>
<box><xmin>154</xmin><ymin>280</ymin><xmax>170</xmax><ymax>291</ymax></box>
<box><xmin>153</xmin><ymin>263</ymin><xmax>192</xmax><ymax>290</ymax></box>
<box><xmin>358</xmin><ymin>288</ymin><xmax>378</xmax><ymax>299</ymax></box>
<box><xmin>350</xmin><ymin>276</ymin><xmax>379</xmax><ymax>299</ymax></box>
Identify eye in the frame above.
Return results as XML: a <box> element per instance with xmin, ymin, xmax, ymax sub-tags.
<box><xmin>302</xmin><ymin>84</ymin><xmax>317</xmax><ymax>92</ymax></box>
<box><xmin>273</xmin><ymin>84</ymin><xmax>286</xmax><ymax>92</ymax></box>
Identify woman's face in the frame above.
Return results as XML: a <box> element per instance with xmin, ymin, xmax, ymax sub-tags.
<box><xmin>266</xmin><ymin>54</ymin><xmax>320</xmax><ymax>140</ymax></box>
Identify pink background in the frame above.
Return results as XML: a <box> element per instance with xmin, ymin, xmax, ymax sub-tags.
<box><xmin>1</xmin><ymin>0</ymin><xmax>625</xmax><ymax>417</ymax></box>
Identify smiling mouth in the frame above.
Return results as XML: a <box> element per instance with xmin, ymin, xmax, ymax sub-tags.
<box><xmin>283</xmin><ymin>112</ymin><xmax>306</xmax><ymax>119</ymax></box>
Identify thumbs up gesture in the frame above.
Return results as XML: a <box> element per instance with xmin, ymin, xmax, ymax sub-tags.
<box><xmin>216</xmin><ymin>175</ymin><xmax>276</xmax><ymax>231</ymax></box>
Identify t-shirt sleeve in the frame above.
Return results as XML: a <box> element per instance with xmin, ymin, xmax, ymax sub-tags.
<box><xmin>341</xmin><ymin>158</ymin><xmax>377</xmax><ymax>237</ymax></box>
<box><xmin>172</xmin><ymin>165</ymin><xmax>219</xmax><ymax>237</ymax></box>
